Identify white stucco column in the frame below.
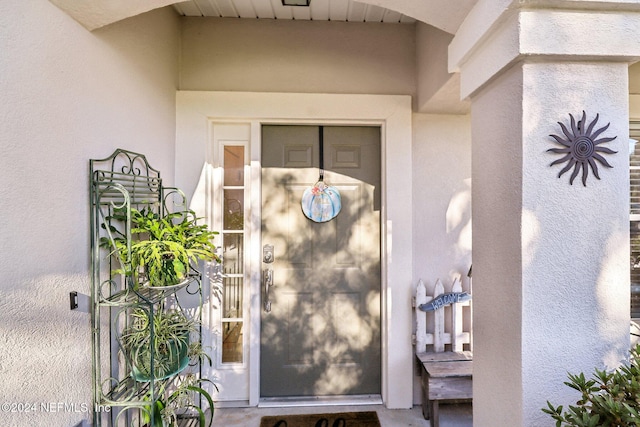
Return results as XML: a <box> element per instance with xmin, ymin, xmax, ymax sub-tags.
<box><xmin>450</xmin><ymin>2</ymin><xmax>640</xmax><ymax>426</ymax></box>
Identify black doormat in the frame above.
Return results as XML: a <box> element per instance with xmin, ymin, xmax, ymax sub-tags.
<box><xmin>259</xmin><ymin>411</ymin><xmax>380</xmax><ymax>427</ymax></box>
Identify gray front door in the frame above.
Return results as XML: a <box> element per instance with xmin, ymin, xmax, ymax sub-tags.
<box><xmin>260</xmin><ymin>125</ymin><xmax>381</xmax><ymax>398</ymax></box>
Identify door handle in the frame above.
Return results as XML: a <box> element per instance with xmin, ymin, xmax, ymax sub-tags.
<box><xmin>263</xmin><ymin>268</ymin><xmax>273</xmax><ymax>313</ymax></box>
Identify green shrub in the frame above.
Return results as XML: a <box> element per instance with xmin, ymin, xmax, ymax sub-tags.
<box><xmin>543</xmin><ymin>344</ymin><xmax>640</xmax><ymax>427</ymax></box>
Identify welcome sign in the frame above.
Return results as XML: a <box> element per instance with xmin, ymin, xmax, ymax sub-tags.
<box><xmin>419</xmin><ymin>292</ymin><xmax>471</xmax><ymax>312</ymax></box>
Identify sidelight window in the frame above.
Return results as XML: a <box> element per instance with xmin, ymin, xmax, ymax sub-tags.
<box><xmin>220</xmin><ymin>144</ymin><xmax>246</xmax><ymax>364</ymax></box>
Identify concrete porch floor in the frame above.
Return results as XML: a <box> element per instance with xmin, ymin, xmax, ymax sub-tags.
<box><xmin>212</xmin><ymin>403</ymin><xmax>472</xmax><ymax>426</ymax></box>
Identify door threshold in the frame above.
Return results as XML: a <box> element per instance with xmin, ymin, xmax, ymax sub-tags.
<box><xmin>259</xmin><ymin>395</ymin><xmax>383</xmax><ymax>408</ymax></box>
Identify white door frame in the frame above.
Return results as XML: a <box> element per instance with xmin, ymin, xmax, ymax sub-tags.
<box><xmin>175</xmin><ymin>91</ymin><xmax>414</xmax><ymax>409</ymax></box>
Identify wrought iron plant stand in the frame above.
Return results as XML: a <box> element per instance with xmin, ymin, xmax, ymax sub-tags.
<box><xmin>90</xmin><ymin>149</ymin><xmax>210</xmax><ymax>427</ymax></box>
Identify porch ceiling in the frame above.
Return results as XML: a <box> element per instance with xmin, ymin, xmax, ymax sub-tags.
<box><xmin>173</xmin><ymin>0</ymin><xmax>416</xmax><ymax>24</ymax></box>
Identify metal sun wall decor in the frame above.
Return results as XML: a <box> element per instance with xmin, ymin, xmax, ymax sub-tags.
<box><xmin>548</xmin><ymin>111</ymin><xmax>617</xmax><ymax>186</ymax></box>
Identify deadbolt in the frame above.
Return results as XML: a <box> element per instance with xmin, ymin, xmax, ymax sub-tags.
<box><xmin>263</xmin><ymin>244</ymin><xmax>274</xmax><ymax>263</ymax></box>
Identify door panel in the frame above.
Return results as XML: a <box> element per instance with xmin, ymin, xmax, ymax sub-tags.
<box><xmin>261</xmin><ymin>125</ymin><xmax>381</xmax><ymax>398</ymax></box>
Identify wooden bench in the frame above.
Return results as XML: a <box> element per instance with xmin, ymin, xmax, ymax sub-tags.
<box><xmin>413</xmin><ymin>277</ymin><xmax>472</xmax><ymax>427</ymax></box>
<box><xmin>417</xmin><ymin>351</ymin><xmax>472</xmax><ymax>426</ymax></box>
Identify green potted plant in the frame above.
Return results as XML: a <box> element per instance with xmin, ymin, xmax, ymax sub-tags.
<box><xmin>121</xmin><ymin>308</ymin><xmax>217</xmax><ymax>427</ymax></box>
<box><xmin>104</xmin><ymin>208</ymin><xmax>220</xmax><ymax>288</ymax></box>
<box><xmin>142</xmin><ymin>374</ymin><xmax>217</xmax><ymax>427</ymax></box>
<box><xmin>121</xmin><ymin>308</ymin><xmax>197</xmax><ymax>381</ymax></box>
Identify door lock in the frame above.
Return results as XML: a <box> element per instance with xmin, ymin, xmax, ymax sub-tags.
<box><xmin>263</xmin><ymin>244</ymin><xmax>274</xmax><ymax>264</ymax></box>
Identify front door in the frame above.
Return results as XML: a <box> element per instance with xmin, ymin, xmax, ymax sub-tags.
<box><xmin>260</xmin><ymin>125</ymin><xmax>381</xmax><ymax>398</ymax></box>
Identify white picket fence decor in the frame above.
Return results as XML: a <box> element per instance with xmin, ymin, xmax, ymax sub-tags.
<box><xmin>414</xmin><ymin>277</ymin><xmax>472</xmax><ymax>354</ymax></box>
<box><xmin>413</xmin><ymin>277</ymin><xmax>474</xmax><ymax>426</ymax></box>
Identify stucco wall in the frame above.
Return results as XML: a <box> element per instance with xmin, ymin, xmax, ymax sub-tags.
<box><xmin>411</xmin><ymin>113</ymin><xmax>472</xmax><ymax>403</ymax></box>
<box><xmin>0</xmin><ymin>2</ymin><xmax>179</xmax><ymax>426</ymax></box>
<box><xmin>415</xmin><ymin>24</ymin><xmax>453</xmax><ymax>109</ymax></box>
<box><xmin>412</xmin><ymin>113</ymin><xmax>472</xmax><ymax>289</ymax></box>
<box><xmin>521</xmin><ymin>61</ymin><xmax>630</xmax><ymax>427</ymax></box>
<box><xmin>470</xmin><ymin>63</ymin><xmax>526</xmax><ymax>427</ymax></box>
<box><xmin>179</xmin><ymin>17</ymin><xmax>416</xmax><ymax>96</ymax></box>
